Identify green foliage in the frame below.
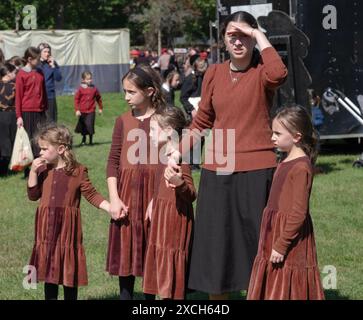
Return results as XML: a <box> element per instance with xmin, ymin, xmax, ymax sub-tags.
<box><xmin>0</xmin><ymin>0</ymin><xmax>216</xmax><ymax>46</ymax></box>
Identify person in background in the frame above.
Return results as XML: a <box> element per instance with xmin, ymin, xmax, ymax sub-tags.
<box><xmin>0</xmin><ymin>49</ymin><xmax>5</xmax><ymax>66</ymax></box>
<box><xmin>180</xmin><ymin>56</ymin><xmax>208</xmax><ymax>171</ymax></box>
<box><xmin>310</xmin><ymin>91</ymin><xmax>324</xmax><ymax>134</ymax></box>
<box><xmin>74</xmin><ymin>71</ymin><xmax>103</xmax><ymax>146</ymax></box>
<box><xmin>16</xmin><ymin>46</ymin><xmax>48</xmax><ymax>178</ymax></box>
<box><xmin>162</xmin><ymin>70</ymin><xmax>181</xmax><ymax>108</ymax></box>
<box><xmin>158</xmin><ymin>48</ymin><xmax>171</xmax><ymax>79</ymax></box>
<box><xmin>0</xmin><ymin>63</ymin><xmax>17</xmax><ymax>175</ymax></box>
<box><xmin>7</xmin><ymin>56</ymin><xmax>23</xmax><ymax>73</ymax></box>
<box><xmin>37</xmin><ymin>43</ymin><xmax>62</xmax><ymax>123</ymax></box>
<box><xmin>150</xmin><ymin>51</ymin><xmax>159</xmax><ymax>70</ymax></box>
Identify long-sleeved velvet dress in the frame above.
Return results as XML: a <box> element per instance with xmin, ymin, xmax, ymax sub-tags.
<box><xmin>247</xmin><ymin>156</ymin><xmax>325</xmax><ymax>300</ymax></box>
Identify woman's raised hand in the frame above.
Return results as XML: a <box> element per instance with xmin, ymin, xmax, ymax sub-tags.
<box><xmin>227</xmin><ymin>22</ymin><xmax>257</xmax><ymax>39</ymax></box>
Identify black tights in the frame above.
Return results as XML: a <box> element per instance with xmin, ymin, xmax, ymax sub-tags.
<box><xmin>82</xmin><ymin>135</ymin><xmax>93</xmax><ymax>145</ymax></box>
<box><xmin>118</xmin><ymin>276</ymin><xmax>155</xmax><ymax>300</ymax></box>
<box><xmin>44</xmin><ymin>283</ymin><xmax>78</xmax><ymax>300</ymax></box>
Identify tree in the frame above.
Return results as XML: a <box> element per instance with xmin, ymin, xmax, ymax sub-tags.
<box><xmin>0</xmin><ymin>0</ymin><xmax>216</xmax><ymax>48</ymax></box>
<box><xmin>184</xmin><ymin>0</ymin><xmax>216</xmax><ymax>43</ymax></box>
<box><xmin>129</xmin><ymin>0</ymin><xmax>199</xmax><ymax>50</ymax></box>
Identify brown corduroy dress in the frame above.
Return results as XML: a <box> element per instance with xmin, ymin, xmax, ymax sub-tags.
<box><xmin>143</xmin><ymin>164</ymin><xmax>196</xmax><ymax>299</ymax></box>
<box><xmin>106</xmin><ymin>111</ymin><xmax>159</xmax><ymax>277</ymax></box>
<box><xmin>247</xmin><ymin>156</ymin><xmax>325</xmax><ymax>300</ymax></box>
<box><xmin>28</xmin><ymin>165</ymin><xmax>105</xmax><ymax>287</ymax></box>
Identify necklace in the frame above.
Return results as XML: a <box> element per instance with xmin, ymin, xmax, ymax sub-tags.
<box><xmin>229</xmin><ymin>62</ymin><xmax>247</xmax><ymax>84</ymax></box>
<box><xmin>229</xmin><ymin>69</ymin><xmax>239</xmax><ymax>84</ymax></box>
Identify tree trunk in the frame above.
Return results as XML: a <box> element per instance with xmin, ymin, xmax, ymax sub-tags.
<box><xmin>55</xmin><ymin>2</ymin><xmax>65</xmax><ymax>29</ymax></box>
<box><xmin>158</xmin><ymin>28</ymin><xmax>162</xmax><ymax>56</ymax></box>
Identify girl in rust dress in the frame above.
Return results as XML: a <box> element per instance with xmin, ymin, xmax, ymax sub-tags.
<box><xmin>247</xmin><ymin>106</ymin><xmax>325</xmax><ymax>300</ymax></box>
<box><xmin>143</xmin><ymin>107</ymin><xmax>196</xmax><ymax>300</ymax></box>
<box><xmin>106</xmin><ymin>65</ymin><xmax>166</xmax><ymax>300</ymax></box>
<box><xmin>27</xmin><ymin>124</ymin><xmax>111</xmax><ymax>300</ymax></box>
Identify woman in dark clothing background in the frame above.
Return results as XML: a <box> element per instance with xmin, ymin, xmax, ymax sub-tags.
<box><xmin>180</xmin><ymin>55</ymin><xmax>208</xmax><ymax>121</ymax></box>
<box><xmin>0</xmin><ymin>63</ymin><xmax>17</xmax><ymax>175</ymax></box>
<box><xmin>180</xmin><ymin>56</ymin><xmax>208</xmax><ymax>170</ymax></box>
<box><xmin>162</xmin><ymin>70</ymin><xmax>181</xmax><ymax>108</ymax></box>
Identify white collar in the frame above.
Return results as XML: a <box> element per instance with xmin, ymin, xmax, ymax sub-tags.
<box><xmin>22</xmin><ymin>66</ymin><xmax>33</xmax><ymax>73</ymax></box>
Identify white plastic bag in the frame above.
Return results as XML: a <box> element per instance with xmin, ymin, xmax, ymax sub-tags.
<box><xmin>9</xmin><ymin>126</ymin><xmax>34</xmax><ymax>172</ymax></box>
<box><xmin>188</xmin><ymin>97</ymin><xmax>201</xmax><ymax>111</ymax></box>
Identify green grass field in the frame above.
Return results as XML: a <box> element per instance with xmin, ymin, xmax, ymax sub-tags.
<box><xmin>1</xmin><ymin>92</ymin><xmax>362</xmax><ymax>300</ymax></box>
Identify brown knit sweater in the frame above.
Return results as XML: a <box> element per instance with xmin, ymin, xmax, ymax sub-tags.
<box><xmin>180</xmin><ymin>47</ymin><xmax>288</xmax><ymax>172</ymax></box>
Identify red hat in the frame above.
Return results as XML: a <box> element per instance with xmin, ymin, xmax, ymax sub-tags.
<box><xmin>161</xmin><ymin>48</ymin><xmax>168</xmax><ymax>54</ymax></box>
<box><xmin>130</xmin><ymin>49</ymin><xmax>140</xmax><ymax>56</ymax></box>
<box><xmin>200</xmin><ymin>51</ymin><xmax>208</xmax><ymax>60</ymax></box>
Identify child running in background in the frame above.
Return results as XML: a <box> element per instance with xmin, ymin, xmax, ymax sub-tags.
<box><xmin>106</xmin><ymin>65</ymin><xmax>166</xmax><ymax>300</ymax></box>
<box><xmin>27</xmin><ymin>124</ymin><xmax>111</xmax><ymax>300</ymax></box>
<box><xmin>247</xmin><ymin>106</ymin><xmax>325</xmax><ymax>300</ymax></box>
<box><xmin>143</xmin><ymin>107</ymin><xmax>196</xmax><ymax>300</ymax></box>
<box><xmin>74</xmin><ymin>71</ymin><xmax>103</xmax><ymax>146</ymax></box>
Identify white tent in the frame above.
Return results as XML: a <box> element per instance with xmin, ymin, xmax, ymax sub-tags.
<box><xmin>0</xmin><ymin>29</ymin><xmax>130</xmax><ymax>94</ymax></box>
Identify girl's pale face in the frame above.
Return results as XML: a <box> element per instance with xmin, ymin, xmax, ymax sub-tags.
<box><xmin>38</xmin><ymin>140</ymin><xmax>62</xmax><ymax>164</ymax></box>
<box><xmin>40</xmin><ymin>48</ymin><xmax>50</xmax><ymax>61</ymax></box>
<box><xmin>170</xmin><ymin>74</ymin><xmax>180</xmax><ymax>88</ymax></box>
<box><xmin>83</xmin><ymin>75</ymin><xmax>93</xmax><ymax>85</ymax></box>
<box><xmin>149</xmin><ymin>119</ymin><xmax>170</xmax><ymax>147</ymax></box>
<box><xmin>123</xmin><ymin>78</ymin><xmax>150</xmax><ymax>109</ymax></box>
<box><xmin>8</xmin><ymin>70</ymin><xmax>16</xmax><ymax>81</ymax></box>
<box><xmin>271</xmin><ymin>119</ymin><xmax>296</xmax><ymax>153</ymax></box>
<box><xmin>224</xmin><ymin>22</ymin><xmax>256</xmax><ymax>60</ymax></box>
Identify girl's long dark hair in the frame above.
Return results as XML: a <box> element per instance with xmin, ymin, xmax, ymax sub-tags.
<box><xmin>274</xmin><ymin>105</ymin><xmax>319</xmax><ymax>164</ymax></box>
<box><xmin>22</xmin><ymin>47</ymin><xmax>40</xmax><ymax>65</ymax></box>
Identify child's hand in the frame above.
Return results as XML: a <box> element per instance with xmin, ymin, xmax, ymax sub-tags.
<box><xmin>164</xmin><ymin>166</ymin><xmax>183</xmax><ymax>188</ymax></box>
<box><xmin>17</xmin><ymin>117</ymin><xmax>24</xmax><ymax>128</ymax></box>
<box><xmin>109</xmin><ymin>197</ymin><xmax>129</xmax><ymax>220</ymax></box>
<box><xmin>270</xmin><ymin>249</ymin><xmax>284</xmax><ymax>264</ymax></box>
<box><xmin>165</xmin><ymin>149</ymin><xmax>181</xmax><ymax>188</ymax></box>
<box><xmin>30</xmin><ymin>157</ymin><xmax>46</xmax><ymax>173</ymax></box>
<box><xmin>76</xmin><ymin>111</ymin><xmax>81</xmax><ymax>117</ymax></box>
<box><xmin>99</xmin><ymin>200</ymin><xmax>111</xmax><ymax>215</ymax></box>
<box><xmin>145</xmin><ymin>199</ymin><xmax>153</xmax><ymax>222</ymax></box>
<box><xmin>99</xmin><ymin>109</ymin><xmax>103</xmax><ymax>115</ymax></box>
